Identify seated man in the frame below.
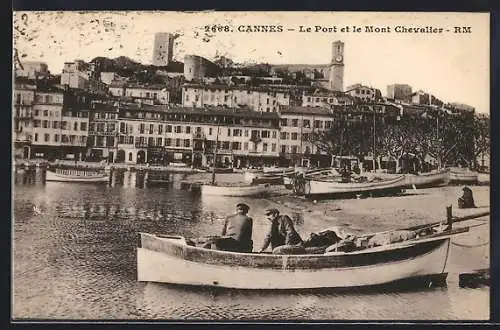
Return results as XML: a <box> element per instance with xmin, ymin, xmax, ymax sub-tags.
<box><xmin>458</xmin><ymin>187</ymin><xmax>476</xmax><ymax>209</ymax></box>
<box><xmin>258</xmin><ymin>208</ymin><xmax>304</xmax><ymax>254</ymax></box>
<box><xmin>214</xmin><ymin>203</ymin><xmax>254</xmax><ymax>253</ymax></box>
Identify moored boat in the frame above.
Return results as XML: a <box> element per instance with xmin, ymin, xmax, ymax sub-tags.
<box><xmin>448</xmin><ymin>168</ymin><xmax>479</xmax><ymax>184</ymax></box>
<box><xmin>45</xmin><ymin>168</ymin><xmax>109</xmax><ymax>183</ymax></box>
<box><xmin>296</xmin><ymin>175</ymin><xmax>406</xmax><ymax>198</ymax></box>
<box><xmin>136</xmin><ymin>227</ymin><xmax>466</xmax><ymax>290</ymax></box>
<box><xmin>201</xmin><ymin>183</ymin><xmax>271</xmax><ymax>197</ymax></box>
<box><xmin>405</xmin><ymin>168</ymin><xmax>450</xmax><ymax>188</ymax></box>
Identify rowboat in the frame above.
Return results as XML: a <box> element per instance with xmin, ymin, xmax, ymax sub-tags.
<box><xmin>45</xmin><ymin>169</ymin><xmax>109</xmax><ymax>183</ymax></box>
<box><xmin>405</xmin><ymin>168</ymin><xmax>450</xmax><ymax>188</ymax></box>
<box><xmin>137</xmin><ymin>217</ymin><xmax>474</xmax><ymax>290</ymax></box>
<box><xmin>297</xmin><ymin>175</ymin><xmax>406</xmax><ymax>198</ymax></box>
<box><xmin>448</xmin><ymin>168</ymin><xmax>479</xmax><ymax>184</ymax></box>
<box><xmin>201</xmin><ymin>183</ymin><xmax>270</xmax><ymax>197</ymax></box>
<box><xmin>262</xmin><ymin>166</ymin><xmax>294</xmax><ymax>174</ymax></box>
<box><xmin>244</xmin><ymin>170</ymin><xmax>293</xmax><ymax>185</ymax></box>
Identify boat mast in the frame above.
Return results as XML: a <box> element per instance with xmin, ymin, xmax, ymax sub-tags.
<box><xmin>211</xmin><ymin>122</ymin><xmax>219</xmax><ymax>185</ymax></box>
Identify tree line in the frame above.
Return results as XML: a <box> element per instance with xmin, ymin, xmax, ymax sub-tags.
<box><xmin>308</xmin><ymin>110</ymin><xmax>490</xmax><ymax>173</ymax></box>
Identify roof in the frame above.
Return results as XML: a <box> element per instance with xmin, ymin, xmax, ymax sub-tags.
<box><xmin>119</xmin><ymin>104</ymin><xmax>280</xmax><ymax>119</ymax></box>
<box><xmin>280</xmin><ymin>106</ymin><xmax>333</xmax><ymax>116</ymax></box>
<box><xmin>182</xmin><ymin>83</ymin><xmax>291</xmax><ymax>94</ymax></box>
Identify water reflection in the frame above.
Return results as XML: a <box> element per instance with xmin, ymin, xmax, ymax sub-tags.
<box><xmin>12</xmin><ymin>169</ymin><xmax>490</xmax><ymax>320</ymax></box>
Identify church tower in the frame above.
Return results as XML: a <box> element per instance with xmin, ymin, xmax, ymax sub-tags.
<box><xmin>328</xmin><ymin>41</ymin><xmax>344</xmax><ymax>91</ymax></box>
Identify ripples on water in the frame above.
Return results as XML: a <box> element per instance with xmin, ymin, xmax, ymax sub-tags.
<box><xmin>12</xmin><ymin>169</ymin><xmax>489</xmax><ymax>320</ymax></box>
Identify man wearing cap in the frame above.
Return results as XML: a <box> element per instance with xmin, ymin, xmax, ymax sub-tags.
<box><xmin>214</xmin><ymin>203</ymin><xmax>254</xmax><ymax>253</ymax></box>
<box><xmin>258</xmin><ymin>208</ymin><xmax>304</xmax><ymax>254</ymax></box>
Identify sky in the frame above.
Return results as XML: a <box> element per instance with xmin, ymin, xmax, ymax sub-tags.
<box><xmin>13</xmin><ymin>11</ymin><xmax>490</xmax><ymax>113</ymax></box>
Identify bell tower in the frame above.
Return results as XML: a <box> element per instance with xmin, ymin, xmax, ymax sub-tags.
<box><xmin>329</xmin><ymin>40</ymin><xmax>344</xmax><ymax>91</ymax></box>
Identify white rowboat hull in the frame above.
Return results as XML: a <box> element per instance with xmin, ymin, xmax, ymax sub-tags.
<box><xmin>305</xmin><ymin>176</ymin><xmax>406</xmax><ymax>196</ymax></box>
<box><xmin>45</xmin><ymin>170</ymin><xmax>109</xmax><ymax>183</ymax></box>
<box><xmin>201</xmin><ymin>184</ymin><xmax>270</xmax><ymax>197</ymax></box>
<box><xmin>137</xmin><ymin>234</ymin><xmax>451</xmax><ymax>290</ymax></box>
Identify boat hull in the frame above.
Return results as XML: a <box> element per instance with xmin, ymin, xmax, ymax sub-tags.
<box><xmin>448</xmin><ymin>168</ymin><xmax>479</xmax><ymax>184</ymax></box>
<box><xmin>45</xmin><ymin>170</ymin><xmax>109</xmax><ymax>183</ymax></box>
<box><xmin>405</xmin><ymin>169</ymin><xmax>450</xmax><ymax>188</ymax></box>
<box><xmin>137</xmin><ymin>233</ymin><xmax>451</xmax><ymax>290</ymax></box>
<box><xmin>304</xmin><ymin>175</ymin><xmax>406</xmax><ymax>198</ymax></box>
<box><xmin>201</xmin><ymin>184</ymin><xmax>270</xmax><ymax>197</ymax></box>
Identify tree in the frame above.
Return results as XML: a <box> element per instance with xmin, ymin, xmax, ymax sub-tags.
<box><xmin>376</xmin><ymin>122</ymin><xmax>421</xmax><ymax>173</ymax></box>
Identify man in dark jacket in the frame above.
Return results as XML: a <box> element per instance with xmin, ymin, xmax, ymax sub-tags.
<box><xmin>258</xmin><ymin>208</ymin><xmax>304</xmax><ymax>253</ymax></box>
<box><xmin>215</xmin><ymin>203</ymin><xmax>254</xmax><ymax>253</ymax></box>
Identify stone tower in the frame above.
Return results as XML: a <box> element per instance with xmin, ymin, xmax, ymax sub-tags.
<box><xmin>328</xmin><ymin>40</ymin><xmax>344</xmax><ymax>91</ymax></box>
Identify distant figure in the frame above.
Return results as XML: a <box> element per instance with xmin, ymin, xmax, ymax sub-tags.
<box><xmin>214</xmin><ymin>203</ymin><xmax>254</xmax><ymax>253</ymax></box>
<box><xmin>258</xmin><ymin>208</ymin><xmax>304</xmax><ymax>254</ymax></box>
<box><xmin>458</xmin><ymin>187</ymin><xmax>476</xmax><ymax>209</ymax></box>
<box><xmin>352</xmin><ymin>164</ymin><xmax>361</xmax><ymax>175</ymax></box>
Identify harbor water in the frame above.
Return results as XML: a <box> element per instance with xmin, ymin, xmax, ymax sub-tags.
<box><xmin>12</xmin><ymin>169</ymin><xmax>490</xmax><ymax>320</ymax></box>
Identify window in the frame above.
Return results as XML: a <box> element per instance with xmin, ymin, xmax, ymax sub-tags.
<box><xmin>166</xmin><ymin>125</ymin><xmax>172</xmax><ymax>133</ymax></box>
<box><xmin>165</xmin><ymin>138</ymin><xmax>172</xmax><ymax>146</ymax></box>
<box><xmin>185</xmin><ymin>94</ymin><xmax>189</xmax><ymax>102</ymax></box>
<box><xmin>52</xmin><ymin>121</ymin><xmax>59</xmax><ymax>129</ymax></box>
<box><xmin>54</xmin><ymin>134</ymin><xmax>59</xmax><ymax>142</ymax></box>
<box><xmin>233</xmin><ymin>129</ymin><xmax>241</xmax><ymax>137</ymax></box>
<box><xmin>222</xmin><ymin>141</ymin><xmax>230</xmax><ymax>150</ymax></box>
<box><xmin>292</xmin><ymin>119</ymin><xmax>298</xmax><ymax>127</ymax></box>
<box><xmin>303</xmin><ymin>133</ymin><xmax>310</xmax><ymax>141</ymax></box>
<box><xmin>156</xmin><ymin>137</ymin><xmax>162</xmax><ymax>146</ymax></box>
<box><xmin>148</xmin><ymin>137</ymin><xmax>154</xmax><ymax>146</ymax></box>
<box><xmin>261</xmin><ymin>130</ymin><xmax>270</xmax><ymax>138</ymax></box>
<box><xmin>81</xmin><ymin>122</ymin><xmax>87</xmax><ymax>131</ymax></box>
<box><xmin>272</xmin><ymin>131</ymin><xmax>277</xmax><ymax>139</ymax></box>
<box><xmin>34</xmin><ymin>133</ymin><xmax>38</xmax><ymax>142</ymax></box>
<box><xmin>307</xmin><ymin>97</ymin><xmax>311</xmax><ymax>102</ymax></box>
<box><xmin>209</xmin><ymin>127</ymin><xmax>213</xmax><ymax>135</ymax></box>
<box><xmin>128</xmin><ymin>136</ymin><xmax>134</xmax><ymax>144</ymax></box>
<box><xmin>280</xmin><ymin>119</ymin><xmax>287</xmax><ymax>126</ymax></box>
<box><xmin>175</xmin><ymin>126</ymin><xmax>182</xmax><ymax>133</ymax></box>
<box><xmin>129</xmin><ymin>153</ymin><xmax>133</xmax><ymax>161</ymax></box>
<box><xmin>184</xmin><ymin>139</ymin><xmax>190</xmax><ymax>148</ymax></box>
<box><xmin>158</xmin><ymin>125</ymin><xmax>163</xmax><ymax>134</ymax></box>
<box><xmin>185</xmin><ymin>126</ymin><xmax>191</xmax><ymax>134</ymax></box>
<box><xmin>291</xmin><ymin>146</ymin><xmax>298</xmax><ymax>154</ymax></box>
<box><xmin>303</xmin><ymin>119</ymin><xmax>310</xmax><ymax>128</ymax></box>
<box><xmin>139</xmin><ymin>124</ymin><xmax>145</xmax><ymax>134</ymax></box>
<box><xmin>227</xmin><ymin>128</ymin><xmax>231</xmax><ymax>136</ymax></box>
<box><xmin>291</xmin><ymin>133</ymin><xmax>298</xmax><ymax>140</ymax></box>
<box><xmin>280</xmin><ymin>132</ymin><xmax>288</xmax><ymax>140</ymax></box>
<box><xmin>244</xmin><ymin>130</ymin><xmax>249</xmax><ymax>137</ymax></box>
<box><xmin>232</xmin><ymin>142</ymin><xmax>240</xmax><ymax>150</ymax></box>
<box><xmin>271</xmin><ymin>143</ymin><xmax>276</xmax><ymax>152</ymax></box>
<box><xmin>175</xmin><ymin>139</ymin><xmax>181</xmax><ymax>147</ymax></box>
<box><xmin>314</xmin><ymin>120</ymin><xmax>323</xmax><ymax>129</ymax></box>
<box><xmin>44</xmin><ymin>134</ymin><xmax>49</xmax><ymax>142</ymax></box>
<box><xmin>42</xmin><ymin>120</ymin><xmax>48</xmax><ymax>128</ymax></box>
<box><xmin>263</xmin><ymin>143</ymin><xmax>268</xmax><ymax>152</ymax></box>
<box><xmin>33</xmin><ymin>120</ymin><xmax>40</xmax><ymax>128</ymax></box>
<box><xmin>149</xmin><ymin>124</ymin><xmax>154</xmax><ymax>134</ymax></box>
<box><xmin>281</xmin><ymin>145</ymin><xmax>287</xmax><ymax>153</ymax></box>
<box><xmin>35</xmin><ymin>110</ymin><xmax>39</xmax><ymax>116</ymax></box>
<box><xmin>43</xmin><ymin>110</ymin><xmax>49</xmax><ymax>117</ymax></box>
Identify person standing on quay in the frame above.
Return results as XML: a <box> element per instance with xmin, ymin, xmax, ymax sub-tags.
<box><xmin>258</xmin><ymin>208</ymin><xmax>304</xmax><ymax>254</ymax></box>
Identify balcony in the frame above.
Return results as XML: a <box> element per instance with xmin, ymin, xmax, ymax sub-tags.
<box><xmin>135</xmin><ymin>142</ymin><xmax>150</xmax><ymax>149</ymax></box>
<box><xmin>88</xmin><ymin>131</ymin><xmax>118</xmax><ymax>136</ymax></box>
<box><xmin>192</xmin><ymin>132</ymin><xmax>206</xmax><ymax>140</ymax></box>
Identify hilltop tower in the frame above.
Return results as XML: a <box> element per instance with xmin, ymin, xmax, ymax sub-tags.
<box><xmin>152</xmin><ymin>33</ymin><xmax>178</xmax><ymax>66</ymax></box>
<box><xmin>328</xmin><ymin>40</ymin><xmax>344</xmax><ymax>92</ymax></box>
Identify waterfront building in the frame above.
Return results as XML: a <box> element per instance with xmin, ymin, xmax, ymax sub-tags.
<box><xmin>279</xmin><ymin>106</ymin><xmax>333</xmax><ymax>167</ymax></box>
<box><xmin>29</xmin><ymin>88</ymin><xmax>90</xmax><ymax>160</ymax></box>
<box><xmin>386</xmin><ymin>84</ymin><xmax>413</xmax><ymax>102</ymax></box>
<box><xmin>100</xmin><ymin>72</ymin><xmax>119</xmax><ymax>85</ymax></box>
<box><xmin>87</xmin><ymin>102</ymin><xmax>119</xmax><ymax>162</ymax></box>
<box><xmin>446</xmin><ymin>102</ymin><xmax>475</xmax><ymax>114</ymax></box>
<box><xmin>115</xmin><ymin>105</ymin><xmax>280</xmax><ymax>167</ymax></box>
<box><xmin>61</xmin><ymin>61</ymin><xmax>92</xmax><ymax>89</ymax></box>
<box><xmin>152</xmin><ymin>33</ymin><xmax>178</xmax><ymax>66</ymax></box>
<box><xmin>182</xmin><ymin>83</ymin><xmax>291</xmax><ymax>112</ymax></box>
<box><xmin>13</xmin><ymin>82</ymin><xmax>36</xmax><ymax>159</ymax></box>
